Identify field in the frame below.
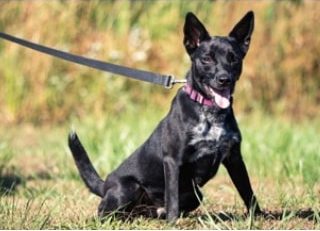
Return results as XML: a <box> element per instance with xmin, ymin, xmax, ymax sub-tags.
<box><xmin>0</xmin><ymin>109</ymin><xmax>319</xmax><ymax>229</ymax></box>
<box><xmin>0</xmin><ymin>0</ymin><xmax>320</xmax><ymax>229</ymax></box>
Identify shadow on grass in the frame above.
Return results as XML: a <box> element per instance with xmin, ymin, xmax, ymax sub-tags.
<box><xmin>262</xmin><ymin>209</ymin><xmax>319</xmax><ymax>221</ymax></box>
<box><xmin>0</xmin><ymin>172</ymin><xmax>23</xmax><ymax>195</ymax></box>
<box><xmin>0</xmin><ymin>165</ymin><xmax>60</xmax><ymax>196</ymax></box>
<box><xmin>197</xmin><ymin>209</ymin><xmax>319</xmax><ymax>223</ymax></box>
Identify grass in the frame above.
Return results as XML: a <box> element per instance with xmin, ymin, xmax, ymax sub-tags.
<box><xmin>0</xmin><ymin>109</ymin><xmax>319</xmax><ymax>229</ymax></box>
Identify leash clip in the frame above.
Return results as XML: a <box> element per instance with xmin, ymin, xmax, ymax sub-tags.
<box><xmin>164</xmin><ymin>75</ymin><xmax>187</xmax><ymax>89</ymax></box>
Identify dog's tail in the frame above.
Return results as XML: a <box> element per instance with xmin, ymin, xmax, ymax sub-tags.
<box><xmin>68</xmin><ymin>131</ymin><xmax>105</xmax><ymax>197</ymax></box>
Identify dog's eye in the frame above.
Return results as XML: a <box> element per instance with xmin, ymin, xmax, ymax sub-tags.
<box><xmin>227</xmin><ymin>52</ymin><xmax>237</xmax><ymax>65</ymax></box>
<box><xmin>201</xmin><ymin>56</ymin><xmax>214</xmax><ymax>64</ymax></box>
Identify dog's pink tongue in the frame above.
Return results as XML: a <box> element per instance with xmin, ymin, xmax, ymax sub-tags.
<box><xmin>213</xmin><ymin>90</ymin><xmax>230</xmax><ymax>109</ymax></box>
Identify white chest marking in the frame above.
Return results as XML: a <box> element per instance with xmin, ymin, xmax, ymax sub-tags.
<box><xmin>189</xmin><ymin>115</ymin><xmax>225</xmax><ymax>145</ymax></box>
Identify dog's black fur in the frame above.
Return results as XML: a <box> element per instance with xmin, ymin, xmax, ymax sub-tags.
<box><xmin>68</xmin><ymin>11</ymin><xmax>261</xmax><ymax>222</ymax></box>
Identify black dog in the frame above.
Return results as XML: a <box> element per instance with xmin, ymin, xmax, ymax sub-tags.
<box><xmin>68</xmin><ymin>11</ymin><xmax>261</xmax><ymax>222</ymax></box>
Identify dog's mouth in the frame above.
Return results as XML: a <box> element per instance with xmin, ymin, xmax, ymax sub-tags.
<box><xmin>205</xmin><ymin>85</ymin><xmax>231</xmax><ymax>109</ymax></box>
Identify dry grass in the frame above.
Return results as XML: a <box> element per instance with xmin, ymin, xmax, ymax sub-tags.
<box><xmin>0</xmin><ymin>1</ymin><xmax>319</xmax><ymax>124</ymax></box>
<box><xmin>1</xmin><ymin>169</ymin><xmax>319</xmax><ymax>229</ymax></box>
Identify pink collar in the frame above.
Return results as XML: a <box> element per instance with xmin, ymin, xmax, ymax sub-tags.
<box><xmin>183</xmin><ymin>84</ymin><xmax>214</xmax><ymax>107</ymax></box>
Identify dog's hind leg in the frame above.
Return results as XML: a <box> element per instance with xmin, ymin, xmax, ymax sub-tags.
<box><xmin>98</xmin><ymin>178</ymin><xmax>143</xmax><ymax>218</ymax></box>
<box><xmin>179</xmin><ymin>181</ymin><xmax>203</xmax><ymax>214</ymax></box>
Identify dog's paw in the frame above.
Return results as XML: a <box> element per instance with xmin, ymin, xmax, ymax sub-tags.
<box><xmin>156</xmin><ymin>207</ymin><xmax>166</xmax><ymax>219</ymax></box>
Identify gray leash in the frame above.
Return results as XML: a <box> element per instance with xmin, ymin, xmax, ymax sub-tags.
<box><xmin>0</xmin><ymin>32</ymin><xmax>186</xmax><ymax>89</ymax></box>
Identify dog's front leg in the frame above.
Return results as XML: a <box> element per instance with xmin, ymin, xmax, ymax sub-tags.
<box><xmin>163</xmin><ymin>156</ymin><xmax>179</xmax><ymax>222</ymax></box>
<box><xmin>223</xmin><ymin>146</ymin><xmax>261</xmax><ymax>215</ymax></box>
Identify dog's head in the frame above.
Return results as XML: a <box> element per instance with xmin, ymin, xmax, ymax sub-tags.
<box><xmin>184</xmin><ymin>11</ymin><xmax>254</xmax><ymax>109</ymax></box>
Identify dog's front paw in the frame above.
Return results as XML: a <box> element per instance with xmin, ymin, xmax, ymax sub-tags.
<box><xmin>245</xmin><ymin>205</ymin><xmax>263</xmax><ymax>217</ymax></box>
<box><xmin>156</xmin><ymin>207</ymin><xmax>166</xmax><ymax>219</ymax></box>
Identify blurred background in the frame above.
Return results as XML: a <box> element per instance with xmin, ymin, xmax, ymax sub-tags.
<box><xmin>0</xmin><ymin>1</ymin><xmax>319</xmax><ymax>228</ymax></box>
<box><xmin>0</xmin><ymin>0</ymin><xmax>319</xmax><ymax>124</ymax></box>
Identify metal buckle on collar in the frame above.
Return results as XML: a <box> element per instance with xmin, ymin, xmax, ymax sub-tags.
<box><xmin>164</xmin><ymin>75</ymin><xmax>187</xmax><ymax>89</ymax></box>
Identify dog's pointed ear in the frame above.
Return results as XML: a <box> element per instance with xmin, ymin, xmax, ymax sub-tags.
<box><xmin>229</xmin><ymin>11</ymin><xmax>254</xmax><ymax>55</ymax></box>
<box><xmin>183</xmin><ymin>12</ymin><xmax>210</xmax><ymax>55</ymax></box>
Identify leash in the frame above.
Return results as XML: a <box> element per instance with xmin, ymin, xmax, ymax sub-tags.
<box><xmin>0</xmin><ymin>32</ymin><xmax>186</xmax><ymax>89</ymax></box>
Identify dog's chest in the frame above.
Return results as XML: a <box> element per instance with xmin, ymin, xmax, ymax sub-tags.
<box><xmin>187</xmin><ymin>113</ymin><xmax>238</xmax><ymax>162</ymax></box>
<box><xmin>189</xmin><ymin>116</ymin><xmax>224</xmax><ymax>145</ymax></box>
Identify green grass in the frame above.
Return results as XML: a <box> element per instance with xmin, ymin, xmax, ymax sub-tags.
<box><xmin>0</xmin><ymin>110</ymin><xmax>319</xmax><ymax>229</ymax></box>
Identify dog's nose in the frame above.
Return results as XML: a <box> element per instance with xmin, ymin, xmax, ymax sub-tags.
<box><xmin>217</xmin><ymin>75</ymin><xmax>231</xmax><ymax>86</ymax></box>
